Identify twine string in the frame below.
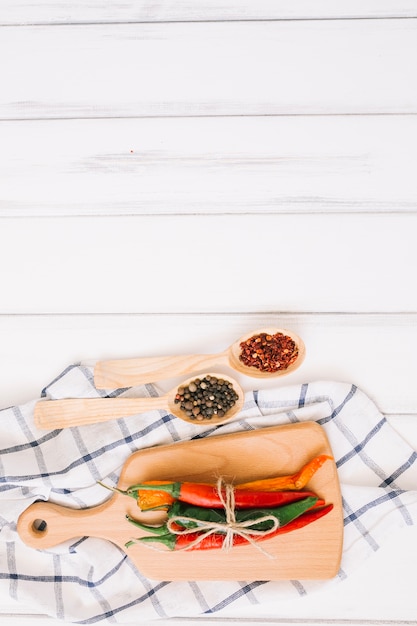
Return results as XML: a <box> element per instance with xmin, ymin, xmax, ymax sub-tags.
<box><xmin>150</xmin><ymin>478</ymin><xmax>279</xmax><ymax>558</ymax></box>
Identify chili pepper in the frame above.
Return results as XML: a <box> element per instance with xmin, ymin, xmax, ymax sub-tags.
<box><xmin>98</xmin><ymin>454</ymin><xmax>331</xmax><ymax>510</ymax></box>
<box><xmin>236</xmin><ymin>454</ymin><xmax>333</xmax><ymax>491</ymax></box>
<box><xmin>116</xmin><ymin>480</ymin><xmax>322</xmax><ymax>510</ymax></box>
<box><xmin>97</xmin><ymin>480</ymin><xmax>175</xmax><ymax>511</ymax></box>
<box><xmin>239</xmin><ymin>332</ymin><xmax>298</xmax><ymax>372</ymax></box>
<box><xmin>129</xmin><ymin>495</ymin><xmax>319</xmax><ymax>533</ymax></box>
<box><xmin>136</xmin><ymin>489</ymin><xmax>175</xmax><ymax>511</ymax></box>
<box><xmin>126</xmin><ymin>503</ymin><xmax>334</xmax><ymax>551</ymax></box>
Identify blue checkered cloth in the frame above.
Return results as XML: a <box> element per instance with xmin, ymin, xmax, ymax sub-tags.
<box><xmin>1</xmin><ymin>365</ymin><xmax>416</xmax><ymax>623</ymax></box>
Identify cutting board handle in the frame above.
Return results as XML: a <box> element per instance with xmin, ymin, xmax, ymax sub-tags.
<box><xmin>17</xmin><ymin>499</ymin><xmax>111</xmax><ymax>549</ymax></box>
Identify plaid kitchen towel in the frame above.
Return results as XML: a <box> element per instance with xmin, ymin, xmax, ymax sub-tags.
<box><xmin>1</xmin><ymin>364</ymin><xmax>416</xmax><ymax>623</ymax></box>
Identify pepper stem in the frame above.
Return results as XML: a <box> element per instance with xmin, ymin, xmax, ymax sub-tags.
<box><xmin>125</xmin><ymin>482</ymin><xmax>180</xmax><ymax>497</ymax></box>
<box><xmin>127</xmin><ymin>534</ymin><xmax>177</xmax><ymax>550</ymax></box>
<box><xmin>126</xmin><ymin>515</ymin><xmax>169</xmax><ymax>535</ymax></box>
<box><xmin>97</xmin><ymin>480</ymin><xmax>136</xmax><ymax>499</ymax></box>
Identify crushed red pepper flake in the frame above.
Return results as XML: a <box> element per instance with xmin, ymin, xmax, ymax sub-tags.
<box><xmin>239</xmin><ymin>332</ymin><xmax>298</xmax><ymax>372</ymax></box>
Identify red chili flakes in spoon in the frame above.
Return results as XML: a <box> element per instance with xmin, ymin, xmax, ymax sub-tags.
<box><xmin>239</xmin><ymin>332</ymin><xmax>299</xmax><ymax>372</ymax></box>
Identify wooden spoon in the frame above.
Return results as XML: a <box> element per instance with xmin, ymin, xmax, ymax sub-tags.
<box><xmin>33</xmin><ymin>373</ymin><xmax>244</xmax><ymax>430</ymax></box>
<box><xmin>94</xmin><ymin>327</ymin><xmax>305</xmax><ymax>389</ymax></box>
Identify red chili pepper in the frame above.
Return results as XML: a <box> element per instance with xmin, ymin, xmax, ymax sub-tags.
<box><xmin>128</xmin><ymin>496</ymin><xmax>318</xmax><ymax>534</ymax></box>
<box><xmin>238</xmin><ymin>332</ymin><xmax>299</xmax><ymax>372</ymax></box>
<box><xmin>98</xmin><ymin>455</ymin><xmax>330</xmax><ymax>511</ymax></box>
<box><xmin>127</xmin><ymin>503</ymin><xmax>334</xmax><ymax>551</ymax></box>
<box><xmin>120</xmin><ymin>480</ymin><xmax>323</xmax><ymax>509</ymax></box>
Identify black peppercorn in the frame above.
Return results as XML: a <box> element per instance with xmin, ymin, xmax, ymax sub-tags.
<box><xmin>174</xmin><ymin>375</ymin><xmax>239</xmax><ymax>421</ymax></box>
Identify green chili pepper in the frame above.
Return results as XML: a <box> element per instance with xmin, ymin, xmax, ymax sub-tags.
<box><xmin>166</xmin><ymin>495</ymin><xmax>318</xmax><ymax>531</ymax></box>
<box><xmin>126</xmin><ymin>496</ymin><xmax>318</xmax><ymax>537</ymax></box>
<box><xmin>126</xmin><ymin>503</ymin><xmax>334</xmax><ymax>551</ymax></box>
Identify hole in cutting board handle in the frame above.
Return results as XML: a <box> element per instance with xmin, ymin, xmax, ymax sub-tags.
<box><xmin>33</xmin><ymin>519</ymin><xmax>47</xmax><ymax>533</ymax></box>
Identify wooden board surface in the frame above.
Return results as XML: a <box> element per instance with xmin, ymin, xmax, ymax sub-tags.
<box><xmin>2</xmin><ymin>3</ymin><xmax>417</xmax><ymax>625</ymax></box>
<box><xmin>2</xmin><ymin>1</ymin><xmax>417</xmax><ymax>24</ymax></box>
<box><xmin>1</xmin><ymin>214</ymin><xmax>416</xmax><ymax>315</ymax></box>
<box><xmin>2</xmin><ymin>20</ymin><xmax>417</xmax><ymax>120</ymax></box>
<box><xmin>17</xmin><ymin>422</ymin><xmax>342</xmax><ymax>581</ymax></box>
<box><xmin>2</xmin><ymin>115</ymin><xmax>417</xmax><ymax>217</ymax></box>
<box><xmin>1</xmin><ymin>313</ymin><xmax>417</xmax><ymax>418</ymax></box>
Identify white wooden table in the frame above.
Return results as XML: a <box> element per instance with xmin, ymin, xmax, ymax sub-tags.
<box><xmin>1</xmin><ymin>2</ymin><xmax>416</xmax><ymax>625</ymax></box>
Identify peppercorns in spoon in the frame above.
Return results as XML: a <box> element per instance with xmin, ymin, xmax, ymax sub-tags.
<box><xmin>94</xmin><ymin>328</ymin><xmax>305</xmax><ymax>389</ymax></box>
<box><xmin>33</xmin><ymin>373</ymin><xmax>244</xmax><ymax>430</ymax></box>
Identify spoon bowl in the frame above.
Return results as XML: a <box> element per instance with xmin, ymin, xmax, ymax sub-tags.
<box><xmin>94</xmin><ymin>327</ymin><xmax>305</xmax><ymax>389</ymax></box>
<box><xmin>34</xmin><ymin>373</ymin><xmax>245</xmax><ymax>430</ymax></box>
<box><xmin>227</xmin><ymin>327</ymin><xmax>306</xmax><ymax>379</ymax></box>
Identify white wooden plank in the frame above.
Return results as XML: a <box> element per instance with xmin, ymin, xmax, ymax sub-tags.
<box><xmin>1</xmin><ymin>0</ymin><xmax>417</xmax><ymax>24</ymax></box>
<box><xmin>0</xmin><ymin>215</ymin><xmax>415</xmax><ymax>314</ymax></box>
<box><xmin>0</xmin><ymin>615</ymin><xmax>417</xmax><ymax>626</ymax></box>
<box><xmin>1</xmin><ymin>20</ymin><xmax>417</xmax><ymax>119</ymax></box>
<box><xmin>1</xmin><ymin>619</ymin><xmax>417</xmax><ymax>626</ymax></box>
<box><xmin>2</xmin><ymin>115</ymin><xmax>417</xmax><ymax>216</ymax></box>
<box><xmin>1</xmin><ymin>313</ymin><xmax>416</xmax><ymax>417</ymax></box>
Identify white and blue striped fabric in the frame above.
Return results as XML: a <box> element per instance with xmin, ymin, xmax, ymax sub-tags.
<box><xmin>1</xmin><ymin>365</ymin><xmax>416</xmax><ymax>623</ymax></box>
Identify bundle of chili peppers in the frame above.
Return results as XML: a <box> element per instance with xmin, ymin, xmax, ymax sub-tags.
<box><xmin>98</xmin><ymin>454</ymin><xmax>334</xmax><ymax>553</ymax></box>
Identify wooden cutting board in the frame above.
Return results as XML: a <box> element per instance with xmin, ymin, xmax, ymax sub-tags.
<box><xmin>17</xmin><ymin>422</ymin><xmax>343</xmax><ymax>581</ymax></box>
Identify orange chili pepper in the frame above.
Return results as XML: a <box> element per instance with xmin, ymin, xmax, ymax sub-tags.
<box><xmin>98</xmin><ymin>454</ymin><xmax>333</xmax><ymax>509</ymax></box>
<box><xmin>235</xmin><ymin>454</ymin><xmax>333</xmax><ymax>491</ymax></box>
<box><xmin>137</xmin><ymin>488</ymin><xmax>175</xmax><ymax>511</ymax></box>
<box><xmin>131</xmin><ymin>480</ymin><xmax>175</xmax><ymax>511</ymax></box>
<box><xmin>122</xmin><ymin>480</ymin><xmax>322</xmax><ymax>509</ymax></box>
<box><xmin>98</xmin><ymin>480</ymin><xmax>175</xmax><ymax>511</ymax></box>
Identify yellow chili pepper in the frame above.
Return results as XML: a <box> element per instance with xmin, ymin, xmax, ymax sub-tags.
<box><xmin>138</xmin><ymin>490</ymin><xmax>174</xmax><ymax>510</ymax></box>
<box><xmin>134</xmin><ymin>480</ymin><xmax>175</xmax><ymax>511</ymax></box>
<box><xmin>235</xmin><ymin>454</ymin><xmax>333</xmax><ymax>491</ymax></box>
<box><xmin>98</xmin><ymin>479</ymin><xmax>175</xmax><ymax>511</ymax></box>
<box><xmin>99</xmin><ymin>454</ymin><xmax>333</xmax><ymax>509</ymax></box>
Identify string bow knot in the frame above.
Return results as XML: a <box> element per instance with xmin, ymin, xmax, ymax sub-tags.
<box><xmin>167</xmin><ymin>478</ymin><xmax>279</xmax><ymax>557</ymax></box>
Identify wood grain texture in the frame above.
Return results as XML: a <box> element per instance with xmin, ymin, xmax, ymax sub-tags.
<box><xmin>0</xmin><ymin>313</ymin><xmax>416</xmax><ymax>418</ymax></box>
<box><xmin>1</xmin><ymin>4</ymin><xmax>416</xmax><ymax>625</ymax></box>
<box><xmin>0</xmin><ymin>214</ymin><xmax>415</xmax><ymax>314</ymax></box>
<box><xmin>93</xmin><ymin>327</ymin><xmax>305</xmax><ymax>387</ymax></box>
<box><xmin>2</xmin><ymin>115</ymin><xmax>417</xmax><ymax>216</ymax></box>
<box><xmin>1</xmin><ymin>20</ymin><xmax>417</xmax><ymax>120</ymax></box>
<box><xmin>1</xmin><ymin>0</ymin><xmax>417</xmax><ymax>24</ymax></box>
<box><xmin>1</xmin><ymin>618</ymin><xmax>417</xmax><ymax>626</ymax></box>
<box><xmin>17</xmin><ymin>423</ymin><xmax>343</xmax><ymax>580</ymax></box>
<box><xmin>33</xmin><ymin>371</ymin><xmax>244</xmax><ymax>428</ymax></box>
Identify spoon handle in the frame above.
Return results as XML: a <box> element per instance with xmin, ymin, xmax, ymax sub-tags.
<box><xmin>94</xmin><ymin>352</ymin><xmax>229</xmax><ymax>389</ymax></box>
<box><xmin>34</xmin><ymin>396</ymin><xmax>168</xmax><ymax>430</ymax></box>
